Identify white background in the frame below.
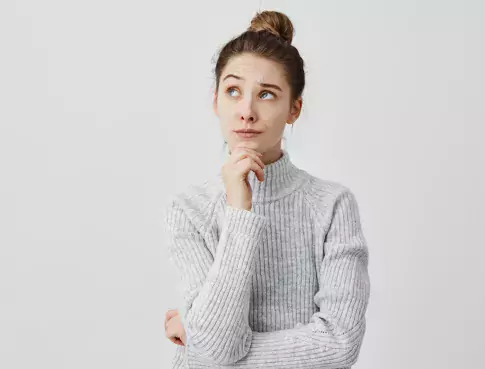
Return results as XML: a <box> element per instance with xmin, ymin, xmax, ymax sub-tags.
<box><xmin>1</xmin><ymin>0</ymin><xmax>484</xmax><ymax>368</ymax></box>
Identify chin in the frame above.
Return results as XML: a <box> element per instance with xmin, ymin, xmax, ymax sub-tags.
<box><xmin>230</xmin><ymin>139</ymin><xmax>257</xmax><ymax>147</ymax></box>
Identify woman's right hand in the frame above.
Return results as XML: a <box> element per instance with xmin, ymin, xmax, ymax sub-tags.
<box><xmin>165</xmin><ymin>309</ymin><xmax>186</xmax><ymax>346</ymax></box>
<box><xmin>222</xmin><ymin>143</ymin><xmax>265</xmax><ymax>211</ymax></box>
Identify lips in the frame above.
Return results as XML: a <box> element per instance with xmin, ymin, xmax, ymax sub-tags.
<box><xmin>234</xmin><ymin>131</ymin><xmax>262</xmax><ymax>138</ymax></box>
<box><xmin>234</xmin><ymin>129</ymin><xmax>262</xmax><ymax>133</ymax></box>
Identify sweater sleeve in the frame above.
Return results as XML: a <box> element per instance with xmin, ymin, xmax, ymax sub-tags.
<box><xmin>163</xmin><ymin>198</ymin><xmax>268</xmax><ymax>365</ymax></box>
<box><xmin>180</xmin><ymin>189</ymin><xmax>371</xmax><ymax>368</ymax></box>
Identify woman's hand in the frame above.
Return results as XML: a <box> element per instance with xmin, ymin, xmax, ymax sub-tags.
<box><xmin>164</xmin><ymin>309</ymin><xmax>186</xmax><ymax>346</ymax></box>
<box><xmin>222</xmin><ymin>142</ymin><xmax>265</xmax><ymax>211</ymax></box>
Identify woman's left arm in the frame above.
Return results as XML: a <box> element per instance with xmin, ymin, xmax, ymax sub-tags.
<box><xmin>175</xmin><ymin>189</ymin><xmax>371</xmax><ymax>368</ymax></box>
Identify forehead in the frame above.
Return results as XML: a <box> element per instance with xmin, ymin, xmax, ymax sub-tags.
<box><xmin>222</xmin><ymin>53</ymin><xmax>287</xmax><ymax>85</ymax></box>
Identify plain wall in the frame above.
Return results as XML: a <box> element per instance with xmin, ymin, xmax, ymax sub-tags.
<box><xmin>0</xmin><ymin>0</ymin><xmax>483</xmax><ymax>368</ymax></box>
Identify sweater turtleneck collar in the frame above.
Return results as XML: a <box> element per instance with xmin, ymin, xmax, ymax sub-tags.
<box><xmin>216</xmin><ymin>149</ymin><xmax>307</xmax><ymax>203</ymax></box>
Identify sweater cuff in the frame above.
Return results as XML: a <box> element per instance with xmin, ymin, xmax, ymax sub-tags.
<box><xmin>224</xmin><ymin>205</ymin><xmax>268</xmax><ymax>238</ymax></box>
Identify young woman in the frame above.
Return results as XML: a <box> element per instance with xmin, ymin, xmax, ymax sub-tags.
<box><xmin>163</xmin><ymin>10</ymin><xmax>370</xmax><ymax>368</ymax></box>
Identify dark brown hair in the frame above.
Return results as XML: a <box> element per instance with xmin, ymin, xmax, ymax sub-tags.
<box><xmin>214</xmin><ymin>10</ymin><xmax>305</xmax><ymax>102</ymax></box>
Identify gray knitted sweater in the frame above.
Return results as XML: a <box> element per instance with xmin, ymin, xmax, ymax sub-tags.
<box><xmin>163</xmin><ymin>149</ymin><xmax>370</xmax><ymax>368</ymax></box>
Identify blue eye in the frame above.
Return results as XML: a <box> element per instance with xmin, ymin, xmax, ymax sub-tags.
<box><xmin>261</xmin><ymin>91</ymin><xmax>275</xmax><ymax>100</ymax></box>
<box><xmin>227</xmin><ymin>87</ymin><xmax>240</xmax><ymax>97</ymax></box>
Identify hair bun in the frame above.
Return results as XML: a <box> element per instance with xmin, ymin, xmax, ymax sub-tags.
<box><xmin>248</xmin><ymin>10</ymin><xmax>295</xmax><ymax>44</ymax></box>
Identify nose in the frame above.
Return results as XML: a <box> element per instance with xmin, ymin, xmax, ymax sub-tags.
<box><xmin>238</xmin><ymin>99</ymin><xmax>257</xmax><ymax>124</ymax></box>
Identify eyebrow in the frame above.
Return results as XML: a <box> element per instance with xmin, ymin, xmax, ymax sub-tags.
<box><xmin>222</xmin><ymin>74</ymin><xmax>282</xmax><ymax>92</ymax></box>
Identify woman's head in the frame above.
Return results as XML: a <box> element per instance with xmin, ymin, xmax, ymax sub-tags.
<box><xmin>213</xmin><ymin>11</ymin><xmax>305</xmax><ymax>158</ymax></box>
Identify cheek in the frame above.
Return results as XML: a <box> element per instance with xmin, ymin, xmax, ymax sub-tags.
<box><xmin>216</xmin><ymin>99</ymin><xmax>234</xmax><ymax>119</ymax></box>
<box><xmin>262</xmin><ymin>103</ymin><xmax>289</xmax><ymax>121</ymax></box>
<box><xmin>217</xmin><ymin>104</ymin><xmax>233</xmax><ymax>134</ymax></box>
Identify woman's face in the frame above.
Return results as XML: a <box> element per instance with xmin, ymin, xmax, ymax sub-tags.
<box><xmin>214</xmin><ymin>53</ymin><xmax>302</xmax><ymax>155</ymax></box>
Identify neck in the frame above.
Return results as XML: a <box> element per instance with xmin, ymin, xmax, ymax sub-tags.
<box><xmin>258</xmin><ymin>147</ymin><xmax>285</xmax><ymax>166</ymax></box>
<box><xmin>216</xmin><ymin>149</ymin><xmax>306</xmax><ymax>203</ymax></box>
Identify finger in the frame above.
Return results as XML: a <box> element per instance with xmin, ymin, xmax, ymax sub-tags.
<box><xmin>165</xmin><ymin>314</ymin><xmax>178</xmax><ymax>331</ymax></box>
<box><xmin>167</xmin><ymin>334</ymin><xmax>184</xmax><ymax>346</ymax></box>
<box><xmin>165</xmin><ymin>309</ymin><xmax>179</xmax><ymax>322</ymax></box>
<box><xmin>166</xmin><ymin>309</ymin><xmax>178</xmax><ymax>317</ymax></box>
<box><xmin>250</xmin><ymin>160</ymin><xmax>265</xmax><ymax>182</ymax></box>
<box><xmin>232</xmin><ymin>146</ymin><xmax>263</xmax><ymax>159</ymax></box>
<box><xmin>231</xmin><ymin>150</ymin><xmax>265</xmax><ymax>171</ymax></box>
<box><xmin>165</xmin><ymin>318</ymin><xmax>185</xmax><ymax>346</ymax></box>
<box><xmin>242</xmin><ymin>151</ymin><xmax>265</xmax><ymax>171</ymax></box>
<box><xmin>237</xmin><ymin>157</ymin><xmax>265</xmax><ymax>182</ymax></box>
<box><xmin>169</xmin><ymin>337</ymin><xmax>185</xmax><ymax>346</ymax></box>
<box><xmin>164</xmin><ymin>310</ymin><xmax>179</xmax><ymax>331</ymax></box>
<box><xmin>165</xmin><ymin>319</ymin><xmax>177</xmax><ymax>338</ymax></box>
<box><xmin>164</xmin><ymin>315</ymin><xmax>173</xmax><ymax>329</ymax></box>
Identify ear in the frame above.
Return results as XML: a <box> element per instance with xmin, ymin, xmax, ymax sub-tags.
<box><xmin>287</xmin><ymin>97</ymin><xmax>303</xmax><ymax>125</ymax></box>
<box><xmin>213</xmin><ymin>92</ymin><xmax>219</xmax><ymax>117</ymax></box>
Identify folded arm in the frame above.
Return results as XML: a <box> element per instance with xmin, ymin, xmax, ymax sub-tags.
<box><xmin>164</xmin><ymin>200</ymin><xmax>268</xmax><ymax>365</ymax></box>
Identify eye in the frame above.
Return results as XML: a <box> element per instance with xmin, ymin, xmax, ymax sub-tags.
<box><xmin>260</xmin><ymin>90</ymin><xmax>276</xmax><ymax>100</ymax></box>
<box><xmin>226</xmin><ymin>87</ymin><xmax>240</xmax><ymax>97</ymax></box>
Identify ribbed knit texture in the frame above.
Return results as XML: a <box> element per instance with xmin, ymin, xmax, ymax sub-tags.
<box><xmin>163</xmin><ymin>149</ymin><xmax>370</xmax><ymax>368</ymax></box>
